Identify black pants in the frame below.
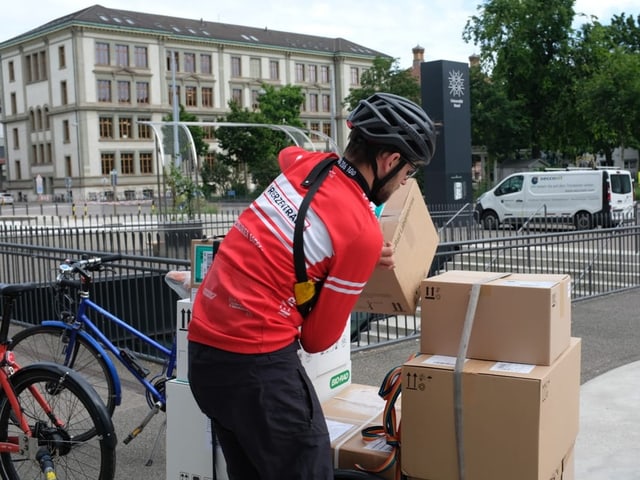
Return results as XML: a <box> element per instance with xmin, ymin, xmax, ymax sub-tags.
<box><xmin>188</xmin><ymin>340</ymin><xmax>333</xmax><ymax>480</ymax></box>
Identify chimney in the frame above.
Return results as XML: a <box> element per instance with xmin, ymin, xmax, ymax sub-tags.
<box><xmin>412</xmin><ymin>44</ymin><xmax>425</xmax><ymax>78</ymax></box>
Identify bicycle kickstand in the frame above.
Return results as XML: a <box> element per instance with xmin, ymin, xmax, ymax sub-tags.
<box><xmin>123</xmin><ymin>401</ymin><xmax>162</xmax><ymax>445</ymax></box>
<box><xmin>145</xmin><ymin>417</ymin><xmax>167</xmax><ymax>466</ymax></box>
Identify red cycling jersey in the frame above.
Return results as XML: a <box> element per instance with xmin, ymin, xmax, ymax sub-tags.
<box><xmin>188</xmin><ymin>146</ymin><xmax>383</xmax><ymax>354</ymax></box>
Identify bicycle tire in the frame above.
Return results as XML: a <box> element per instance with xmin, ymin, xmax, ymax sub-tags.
<box><xmin>334</xmin><ymin>469</ymin><xmax>386</xmax><ymax>479</ymax></box>
<box><xmin>0</xmin><ymin>362</ymin><xmax>117</xmax><ymax>479</ymax></box>
<box><xmin>11</xmin><ymin>325</ymin><xmax>117</xmax><ymax>415</ymax></box>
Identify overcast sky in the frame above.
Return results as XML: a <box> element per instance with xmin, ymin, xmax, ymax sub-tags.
<box><xmin>1</xmin><ymin>1</ymin><xmax>637</xmax><ymax>68</ymax></box>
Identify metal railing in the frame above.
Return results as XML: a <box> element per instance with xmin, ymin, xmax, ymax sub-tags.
<box><xmin>0</xmin><ymin>206</ymin><xmax>638</xmax><ymax>354</ymax></box>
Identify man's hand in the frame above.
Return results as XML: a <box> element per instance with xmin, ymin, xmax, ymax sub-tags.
<box><xmin>378</xmin><ymin>242</ymin><xmax>395</xmax><ymax>270</ymax></box>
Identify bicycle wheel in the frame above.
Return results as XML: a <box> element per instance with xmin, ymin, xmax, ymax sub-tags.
<box><xmin>11</xmin><ymin>325</ymin><xmax>117</xmax><ymax>415</ymax></box>
<box><xmin>0</xmin><ymin>362</ymin><xmax>117</xmax><ymax>479</ymax></box>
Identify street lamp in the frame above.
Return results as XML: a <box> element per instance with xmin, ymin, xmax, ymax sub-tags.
<box><xmin>110</xmin><ymin>169</ymin><xmax>117</xmax><ymax>215</ymax></box>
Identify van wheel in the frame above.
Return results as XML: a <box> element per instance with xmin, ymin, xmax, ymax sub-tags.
<box><xmin>574</xmin><ymin>212</ymin><xmax>592</xmax><ymax>230</ymax></box>
<box><xmin>481</xmin><ymin>211</ymin><xmax>500</xmax><ymax>230</ymax></box>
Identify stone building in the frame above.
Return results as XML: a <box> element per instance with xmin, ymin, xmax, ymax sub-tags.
<box><xmin>0</xmin><ymin>5</ymin><xmax>386</xmax><ymax>201</ymax></box>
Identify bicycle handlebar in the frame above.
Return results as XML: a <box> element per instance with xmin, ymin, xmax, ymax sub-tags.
<box><xmin>57</xmin><ymin>254</ymin><xmax>123</xmax><ymax>280</ymax></box>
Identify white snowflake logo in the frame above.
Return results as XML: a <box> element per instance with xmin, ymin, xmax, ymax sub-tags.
<box><xmin>448</xmin><ymin>70</ymin><xmax>465</xmax><ymax>97</ymax></box>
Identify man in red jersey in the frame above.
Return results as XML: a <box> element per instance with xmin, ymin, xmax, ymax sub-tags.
<box><xmin>188</xmin><ymin>93</ymin><xmax>436</xmax><ymax>480</ymax></box>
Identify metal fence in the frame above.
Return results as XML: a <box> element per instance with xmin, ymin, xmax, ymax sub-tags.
<box><xmin>0</xmin><ymin>207</ymin><xmax>638</xmax><ymax>356</ymax></box>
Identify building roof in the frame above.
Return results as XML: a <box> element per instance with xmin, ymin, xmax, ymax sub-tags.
<box><xmin>0</xmin><ymin>4</ymin><xmax>389</xmax><ymax>59</ymax></box>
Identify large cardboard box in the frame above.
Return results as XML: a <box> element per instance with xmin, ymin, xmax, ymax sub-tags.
<box><xmin>401</xmin><ymin>338</ymin><xmax>581</xmax><ymax>480</ymax></box>
<box><xmin>323</xmin><ymin>383</ymin><xmax>401</xmax><ymax>480</ymax></box>
<box><xmin>166</xmin><ymin>379</ymin><xmax>228</xmax><ymax>480</ymax></box>
<box><xmin>353</xmin><ymin>179</ymin><xmax>439</xmax><ymax>315</ymax></box>
<box><xmin>420</xmin><ymin>270</ymin><xmax>571</xmax><ymax>365</ymax></box>
<box><xmin>175</xmin><ymin>298</ymin><xmax>193</xmax><ymax>381</ymax></box>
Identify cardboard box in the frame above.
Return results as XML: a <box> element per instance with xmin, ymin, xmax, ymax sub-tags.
<box><xmin>176</xmin><ymin>299</ymin><xmax>352</xmax><ymax>397</ymax></box>
<box><xmin>298</xmin><ymin>316</ymin><xmax>351</xmax><ymax>380</ymax></box>
<box><xmin>420</xmin><ymin>270</ymin><xmax>572</xmax><ymax>365</ymax></box>
<box><xmin>175</xmin><ymin>298</ymin><xmax>193</xmax><ymax>381</ymax></box>
<box><xmin>166</xmin><ymin>379</ymin><xmax>228</xmax><ymax>480</ymax></box>
<box><xmin>323</xmin><ymin>383</ymin><xmax>401</xmax><ymax>480</ymax></box>
<box><xmin>353</xmin><ymin>179</ymin><xmax>439</xmax><ymax>316</ymax></box>
<box><xmin>401</xmin><ymin>338</ymin><xmax>581</xmax><ymax>480</ymax></box>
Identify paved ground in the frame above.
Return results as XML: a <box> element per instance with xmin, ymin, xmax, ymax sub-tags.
<box><xmin>18</xmin><ymin>287</ymin><xmax>640</xmax><ymax>479</ymax></box>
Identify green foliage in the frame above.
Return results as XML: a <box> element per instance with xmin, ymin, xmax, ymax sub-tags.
<box><xmin>165</xmin><ymin>162</ymin><xmax>202</xmax><ymax>218</ymax></box>
<box><xmin>343</xmin><ymin>57</ymin><xmax>420</xmax><ymax>110</ymax></box>
<box><xmin>215</xmin><ymin>85</ymin><xmax>304</xmax><ymax>192</ymax></box>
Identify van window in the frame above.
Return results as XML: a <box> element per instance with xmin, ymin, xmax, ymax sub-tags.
<box><xmin>495</xmin><ymin>175</ymin><xmax>524</xmax><ymax>196</ymax></box>
<box><xmin>610</xmin><ymin>174</ymin><xmax>632</xmax><ymax>194</ymax></box>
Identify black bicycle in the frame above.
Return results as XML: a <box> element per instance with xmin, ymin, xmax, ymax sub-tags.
<box><xmin>0</xmin><ymin>282</ymin><xmax>117</xmax><ymax>479</ymax></box>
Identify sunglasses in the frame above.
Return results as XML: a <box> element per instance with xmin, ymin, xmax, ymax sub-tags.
<box><xmin>405</xmin><ymin>158</ymin><xmax>419</xmax><ymax>179</ymax></box>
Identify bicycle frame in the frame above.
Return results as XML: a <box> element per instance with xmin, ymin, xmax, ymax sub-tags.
<box><xmin>42</xmin><ymin>295</ymin><xmax>176</xmax><ymax>408</ymax></box>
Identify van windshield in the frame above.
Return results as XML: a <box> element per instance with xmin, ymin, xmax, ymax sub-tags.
<box><xmin>610</xmin><ymin>174</ymin><xmax>632</xmax><ymax>194</ymax></box>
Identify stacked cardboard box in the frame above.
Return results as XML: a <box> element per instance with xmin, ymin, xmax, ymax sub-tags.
<box><xmin>322</xmin><ymin>383</ymin><xmax>402</xmax><ymax>480</ymax></box>
<box><xmin>401</xmin><ymin>270</ymin><xmax>579</xmax><ymax>480</ymax></box>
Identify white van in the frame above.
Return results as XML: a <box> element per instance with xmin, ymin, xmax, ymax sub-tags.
<box><xmin>475</xmin><ymin>168</ymin><xmax>635</xmax><ymax>229</ymax></box>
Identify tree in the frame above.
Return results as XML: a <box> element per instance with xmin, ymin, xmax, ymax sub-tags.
<box><xmin>463</xmin><ymin>0</ymin><xmax>575</xmax><ymax>160</ymax></box>
<box><xmin>215</xmin><ymin>85</ymin><xmax>305</xmax><ymax>193</ymax></box>
<box><xmin>343</xmin><ymin>57</ymin><xmax>420</xmax><ymax>110</ymax></box>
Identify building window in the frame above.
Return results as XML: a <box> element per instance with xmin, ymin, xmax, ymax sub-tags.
<box><xmin>119</xmin><ymin>117</ymin><xmax>132</xmax><ymax>139</ymax></box>
<box><xmin>167</xmin><ymin>51</ymin><xmax>179</xmax><ymax>72</ymax></box>
<box><xmin>65</xmin><ymin>156</ymin><xmax>72</xmax><ymax>177</ymax></box>
<box><xmin>185</xmin><ymin>86</ymin><xmax>197</xmax><ymax>107</ymax></box>
<box><xmin>300</xmin><ymin>93</ymin><xmax>306</xmax><ymax>112</ymax></box>
<box><xmin>117</xmin><ymin>81</ymin><xmax>131</xmax><ymax>103</ymax></box>
<box><xmin>308</xmin><ymin>65</ymin><xmax>317</xmax><ymax>83</ymax></box>
<box><xmin>321</xmin><ymin>65</ymin><xmax>330</xmax><ymax>83</ymax></box>
<box><xmin>15</xmin><ymin>161</ymin><xmax>21</xmax><ymax>180</ymax></box>
<box><xmin>44</xmin><ymin>106</ymin><xmax>50</xmax><ymax>130</ymax></box>
<box><xmin>202</xmin><ymin>126</ymin><xmax>215</xmax><ymax>140</ymax></box>
<box><xmin>99</xmin><ymin>117</ymin><xmax>114</xmax><ymax>139</ymax></box>
<box><xmin>350</xmin><ymin>67</ymin><xmax>359</xmax><ymax>86</ymax></box>
<box><xmin>231</xmin><ymin>88</ymin><xmax>243</xmax><ymax>106</ymax></box>
<box><xmin>184</xmin><ymin>53</ymin><xmax>196</xmax><ymax>73</ymax></box>
<box><xmin>322</xmin><ymin>123</ymin><xmax>332</xmax><ymax>139</ymax></box>
<box><xmin>61</xmin><ymin>81</ymin><xmax>68</xmax><ymax>105</ymax></box>
<box><xmin>10</xmin><ymin>93</ymin><xmax>17</xmax><ymax>115</ymax></box>
<box><xmin>62</xmin><ymin>120</ymin><xmax>70</xmax><ymax>143</ymax></box>
<box><xmin>96</xmin><ymin>42</ymin><xmax>110</xmax><ymax>65</ymax></box>
<box><xmin>121</xmin><ymin>153</ymin><xmax>134</xmax><ymax>174</ymax></box>
<box><xmin>97</xmin><ymin>80</ymin><xmax>112</xmax><ymax>102</ymax></box>
<box><xmin>8</xmin><ymin>61</ymin><xmax>14</xmax><ymax>82</ymax></box>
<box><xmin>202</xmin><ymin>87</ymin><xmax>213</xmax><ymax>108</ymax></box>
<box><xmin>115</xmin><ymin>44</ymin><xmax>129</xmax><ymax>67</ymax></box>
<box><xmin>309</xmin><ymin>94</ymin><xmax>318</xmax><ymax>112</ymax></box>
<box><xmin>203</xmin><ymin>152</ymin><xmax>216</xmax><ymax>168</ymax></box>
<box><xmin>200</xmin><ymin>54</ymin><xmax>212</xmax><ymax>74</ymax></box>
<box><xmin>140</xmin><ymin>152</ymin><xmax>153</xmax><ymax>174</ymax></box>
<box><xmin>136</xmin><ymin>82</ymin><xmax>149</xmax><ymax>104</ymax></box>
<box><xmin>58</xmin><ymin>45</ymin><xmax>66</xmax><ymax>69</ymax></box>
<box><xmin>322</xmin><ymin>94</ymin><xmax>331</xmax><ymax>112</ymax></box>
<box><xmin>250</xmin><ymin>58</ymin><xmax>261</xmax><ymax>79</ymax></box>
<box><xmin>138</xmin><ymin>118</ymin><xmax>151</xmax><ymax>139</ymax></box>
<box><xmin>251</xmin><ymin>89</ymin><xmax>260</xmax><ymax>110</ymax></box>
<box><xmin>231</xmin><ymin>56</ymin><xmax>241</xmax><ymax>77</ymax></box>
<box><xmin>169</xmin><ymin>85</ymin><xmax>180</xmax><ymax>105</ymax></box>
<box><xmin>295</xmin><ymin>63</ymin><xmax>305</xmax><ymax>82</ymax></box>
<box><xmin>12</xmin><ymin>128</ymin><xmax>19</xmax><ymax>149</ymax></box>
<box><xmin>101</xmin><ymin>153</ymin><xmax>115</xmax><ymax>176</ymax></box>
<box><xmin>269</xmin><ymin>60</ymin><xmax>279</xmax><ymax>81</ymax></box>
<box><xmin>134</xmin><ymin>46</ymin><xmax>148</xmax><ymax>68</ymax></box>
<box><xmin>36</xmin><ymin>108</ymin><xmax>42</xmax><ymax>131</ymax></box>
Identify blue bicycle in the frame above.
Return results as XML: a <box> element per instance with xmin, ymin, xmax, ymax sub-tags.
<box><xmin>10</xmin><ymin>254</ymin><xmax>176</xmax><ymax>447</ymax></box>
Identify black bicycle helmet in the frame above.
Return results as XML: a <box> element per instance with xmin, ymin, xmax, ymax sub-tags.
<box><xmin>346</xmin><ymin>92</ymin><xmax>436</xmax><ymax>165</ymax></box>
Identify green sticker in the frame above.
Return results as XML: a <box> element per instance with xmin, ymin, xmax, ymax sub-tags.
<box><xmin>329</xmin><ymin>369</ymin><xmax>351</xmax><ymax>389</ymax></box>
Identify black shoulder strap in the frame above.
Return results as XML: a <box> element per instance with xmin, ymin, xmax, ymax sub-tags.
<box><xmin>293</xmin><ymin>157</ymin><xmax>337</xmax><ymax>316</ymax></box>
